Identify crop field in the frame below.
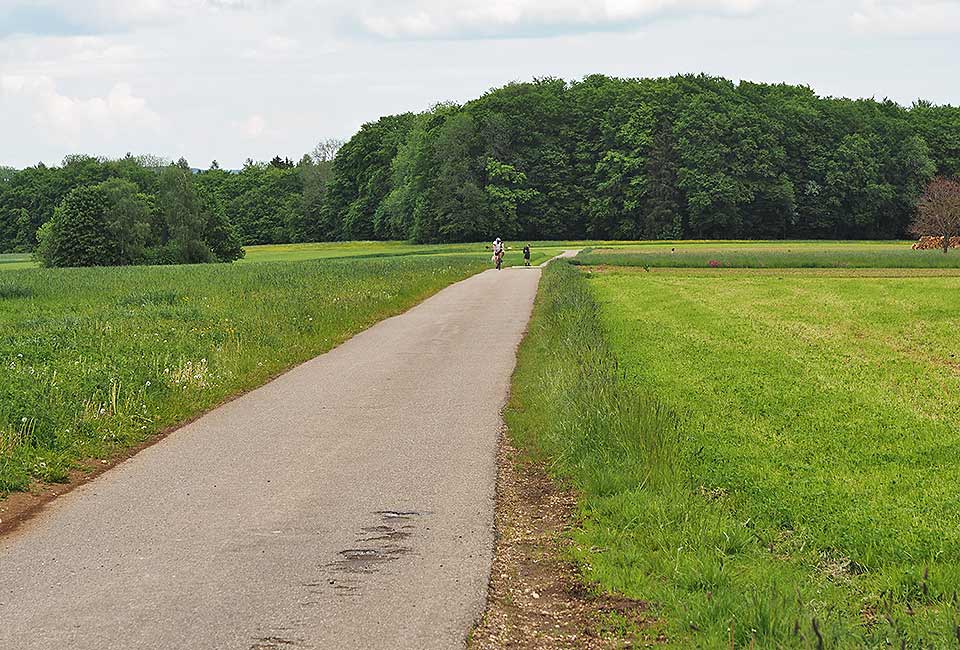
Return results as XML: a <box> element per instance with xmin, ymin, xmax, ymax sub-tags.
<box><xmin>576</xmin><ymin>240</ymin><xmax>960</xmax><ymax>269</ymax></box>
<box><xmin>509</xmin><ymin>251</ymin><xmax>960</xmax><ymax>647</ymax></box>
<box><xmin>0</xmin><ymin>251</ymin><xmax>503</xmax><ymax>493</ymax></box>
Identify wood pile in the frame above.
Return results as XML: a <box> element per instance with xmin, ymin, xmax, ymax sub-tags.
<box><xmin>913</xmin><ymin>236</ymin><xmax>960</xmax><ymax>250</ymax></box>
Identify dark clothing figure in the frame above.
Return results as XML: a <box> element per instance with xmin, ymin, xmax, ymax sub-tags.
<box><xmin>523</xmin><ymin>245</ymin><xmax>531</xmax><ymax>266</ymax></box>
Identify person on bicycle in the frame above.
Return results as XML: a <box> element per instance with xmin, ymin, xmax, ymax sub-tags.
<box><xmin>492</xmin><ymin>238</ymin><xmax>505</xmax><ymax>270</ymax></box>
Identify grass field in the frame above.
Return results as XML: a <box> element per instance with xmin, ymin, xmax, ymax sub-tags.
<box><xmin>242</xmin><ymin>241</ymin><xmax>499</xmax><ymax>263</ymax></box>
<box><xmin>0</xmin><ymin>252</ymin><xmax>499</xmax><ymax>493</ymax></box>
<box><xmin>509</xmin><ymin>256</ymin><xmax>960</xmax><ymax>647</ymax></box>
<box><xmin>0</xmin><ymin>253</ymin><xmax>34</xmax><ymax>271</ymax></box>
<box><xmin>576</xmin><ymin>240</ymin><xmax>960</xmax><ymax>268</ymax></box>
<box><xmin>0</xmin><ymin>240</ymin><xmax>562</xmax><ymax>270</ymax></box>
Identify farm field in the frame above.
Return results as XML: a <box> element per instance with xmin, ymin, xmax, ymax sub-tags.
<box><xmin>0</xmin><ymin>252</ymin><xmax>497</xmax><ymax>493</ymax></box>
<box><xmin>508</xmin><ymin>252</ymin><xmax>960</xmax><ymax>647</ymax></box>
<box><xmin>576</xmin><ymin>240</ymin><xmax>960</xmax><ymax>268</ymax></box>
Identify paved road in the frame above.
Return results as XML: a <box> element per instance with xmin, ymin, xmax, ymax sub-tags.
<box><xmin>0</xmin><ymin>257</ymin><xmax>572</xmax><ymax>650</ymax></box>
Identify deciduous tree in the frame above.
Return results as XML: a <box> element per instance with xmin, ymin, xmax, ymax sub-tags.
<box><xmin>910</xmin><ymin>177</ymin><xmax>960</xmax><ymax>253</ymax></box>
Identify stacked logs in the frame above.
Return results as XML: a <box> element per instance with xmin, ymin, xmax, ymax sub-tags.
<box><xmin>913</xmin><ymin>236</ymin><xmax>960</xmax><ymax>250</ymax></box>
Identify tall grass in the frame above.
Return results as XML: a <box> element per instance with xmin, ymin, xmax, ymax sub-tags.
<box><xmin>0</xmin><ymin>255</ymin><xmax>488</xmax><ymax>492</ymax></box>
<box><xmin>507</xmin><ymin>262</ymin><xmax>960</xmax><ymax>648</ymax></box>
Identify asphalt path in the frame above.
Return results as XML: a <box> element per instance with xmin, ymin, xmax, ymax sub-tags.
<box><xmin>0</xmin><ymin>256</ymin><xmax>576</xmax><ymax>650</ymax></box>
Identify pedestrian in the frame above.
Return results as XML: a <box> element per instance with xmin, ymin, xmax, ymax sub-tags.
<box><xmin>523</xmin><ymin>244</ymin><xmax>531</xmax><ymax>266</ymax></box>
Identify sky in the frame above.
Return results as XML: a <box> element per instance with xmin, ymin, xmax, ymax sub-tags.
<box><xmin>0</xmin><ymin>0</ymin><xmax>958</xmax><ymax>169</ymax></box>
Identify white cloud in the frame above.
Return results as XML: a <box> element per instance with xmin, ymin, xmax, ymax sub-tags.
<box><xmin>0</xmin><ymin>75</ymin><xmax>161</xmax><ymax>131</ymax></box>
<box><xmin>851</xmin><ymin>0</ymin><xmax>960</xmax><ymax>35</ymax></box>
<box><xmin>233</xmin><ymin>114</ymin><xmax>267</xmax><ymax>138</ymax></box>
<box><xmin>355</xmin><ymin>0</ymin><xmax>769</xmax><ymax>39</ymax></box>
<box><xmin>241</xmin><ymin>34</ymin><xmax>300</xmax><ymax>59</ymax></box>
<box><xmin>0</xmin><ymin>0</ymin><xmax>958</xmax><ymax>169</ymax></box>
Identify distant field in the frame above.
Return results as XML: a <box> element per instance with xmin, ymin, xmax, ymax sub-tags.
<box><xmin>8</xmin><ymin>239</ymin><xmax>945</xmax><ymax>271</ymax></box>
<box><xmin>0</xmin><ymin>254</ymin><xmax>491</xmax><ymax>493</ymax></box>
<box><xmin>511</xmin><ymin>261</ymin><xmax>960</xmax><ymax>647</ymax></box>
<box><xmin>0</xmin><ymin>240</ymin><xmax>566</xmax><ymax>270</ymax></box>
<box><xmin>242</xmin><ymin>241</ymin><xmax>557</xmax><ymax>266</ymax></box>
<box><xmin>575</xmin><ymin>240</ymin><xmax>960</xmax><ymax>268</ymax></box>
<box><xmin>0</xmin><ymin>253</ymin><xmax>34</xmax><ymax>271</ymax></box>
<box><xmin>243</xmin><ymin>241</ymin><xmax>477</xmax><ymax>263</ymax></box>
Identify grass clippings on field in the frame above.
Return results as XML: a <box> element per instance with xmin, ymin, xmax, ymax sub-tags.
<box><xmin>470</xmin><ymin>430</ymin><xmax>657</xmax><ymax>650</ymax></box>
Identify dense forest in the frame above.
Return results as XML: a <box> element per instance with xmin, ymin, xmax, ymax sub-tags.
<box><xmin>3</xmin><ymin>74</ymin><xmax>960</xmax><ymax>256</ymax></box>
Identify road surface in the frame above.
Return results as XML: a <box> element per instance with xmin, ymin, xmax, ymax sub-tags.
<box><xmin>0</xmin><ymin>256</ymin><xmax>574</xmax><ymax>650</ymax></box>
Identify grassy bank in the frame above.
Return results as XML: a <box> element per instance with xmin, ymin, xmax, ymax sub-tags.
<box><xmin>507</xmin><ymin>262</ymin><xmax>960</xmax><ymax>647</ymax></box>
<box><xmin>0</xmin><ymin>254</ymin><xmax>488</xmax><ymax>493</ymax></box>
<box><xmin>575</xmin><ymin>242</ymin><xmax>960</xmax><ymax>268</ymax></box>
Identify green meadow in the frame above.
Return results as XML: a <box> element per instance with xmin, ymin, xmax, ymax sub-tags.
<box><xmin>509</xmin><ymin>248</ymin><xmax>960</xmax><ymax>647</ymax></box>
<box><xmin>1</xmin><ymin>240</ymin><xmax>567</xmax><ymax>270</ymax></box>
<box><xmin>241</xmin><ymin>240</ymin><xmax>599</xmax><ymax>265</ymax></box>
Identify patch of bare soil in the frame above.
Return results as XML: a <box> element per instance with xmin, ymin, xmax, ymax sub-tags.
<box><xmin>470</xmin><ymin>432</ymin><xmax>659</xmax><ymax>649</ymax></box>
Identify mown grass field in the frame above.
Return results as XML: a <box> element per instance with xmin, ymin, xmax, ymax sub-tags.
<box><xmin>0</xmin><ymin>249</ymin><xmax>505</xmax><ymax>493</ymax></box>
<box><xmin>509</xmin><ymin>250</ymin><xmax>960</xmax><ymax>648</ymax></box>
<box><xmin>576</xmin><ymin>240</ymin><xmax>960</xmax><ymax>268</ymax></box>
<box><xmin>0</xmin><ymin>253</ymin><xmax>34</xmax><ymax>271</ymax></box>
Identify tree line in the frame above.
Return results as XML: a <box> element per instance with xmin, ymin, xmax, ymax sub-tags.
<box><xmin>2</xmin><ymin>74</ymin><xmax>959</xmax><ymax>262</ymax></box>
<box><xmin>34</xmin><ymin>160</ymin><xmax>246</xmax><ymax>267</ymax></box>
<box><xmin>0</xmin><ymin>146</ymin><xmax>344</xmax><ymax>265</ymax></box>
<box><xmin>327</xmin><ymin>75</ymin><xmax>959</xmax><ymax>242</ymax></box>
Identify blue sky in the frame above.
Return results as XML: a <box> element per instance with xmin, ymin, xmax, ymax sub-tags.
<box><xmin>0</xmin><ymin>0</ymin><xmax>958</xmax><ymax>169</ymax></box>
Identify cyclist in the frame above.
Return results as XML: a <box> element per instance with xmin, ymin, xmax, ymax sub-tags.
<box><xmin>492</xmin><ymin>238</ymin><xmax>505</xmax><ymax>270</ymax></box>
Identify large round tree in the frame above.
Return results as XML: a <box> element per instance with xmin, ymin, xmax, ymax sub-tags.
<box><xmin>38</xmin><ymin>185</ymin><xmax>115</xmax><ymax>267</ymax></box>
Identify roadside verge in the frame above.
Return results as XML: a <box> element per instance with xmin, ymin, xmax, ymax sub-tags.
<box><xmin>469</xmin><ymin>260</ymin><xmax>659</xmax><ymax>648</ymax></box>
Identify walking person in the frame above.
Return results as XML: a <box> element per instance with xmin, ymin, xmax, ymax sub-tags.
<box><xmin>523</xmin><ymin>244</ymin><xmax>531</xmax><ymax>266</ymax></box>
